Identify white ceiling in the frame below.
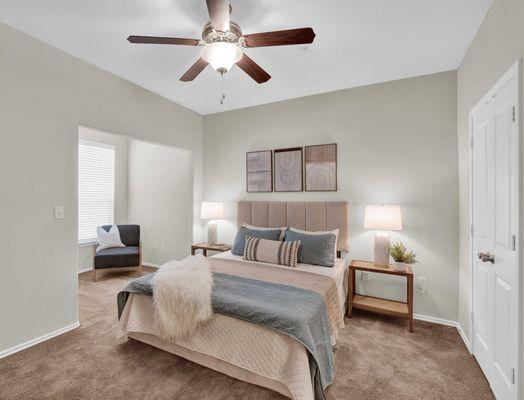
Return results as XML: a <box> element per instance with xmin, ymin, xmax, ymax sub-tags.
<box><xmin>0</xmin><ymin>0</ymin><xmax>491</xmax><ymax>115</ymax></box>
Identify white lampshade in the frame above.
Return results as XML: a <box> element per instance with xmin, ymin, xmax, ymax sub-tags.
<box><xmin>364</xmin><ymin>205</ymin><xmax>403</xmax><ymax>231</ymax></box>
<box><xmin>201</xmin><ymin>202</ymin><xmax>224</xmax><ymax>220</ymax></box>
<box><xmin>201</xmin><ymin>42</ymin><xmax>243</xmax><ymax>72</ymax></box>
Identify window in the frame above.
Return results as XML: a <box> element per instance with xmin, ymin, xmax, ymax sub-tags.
<box><xmin>78</xmin><ymin>141</ymin><xmax>115</xmax><ymax>244</ymax></box>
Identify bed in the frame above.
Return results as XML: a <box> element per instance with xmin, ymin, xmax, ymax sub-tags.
<box><xmin>117</xmin><ymin>201</ymin><xmax>349</xmax><ymax>400</ymax></box>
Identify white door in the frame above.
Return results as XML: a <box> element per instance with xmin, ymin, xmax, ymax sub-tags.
<box><xmin>472</xmin><ymin>66</ymin><xmax>519</xmax><ymax>400</ymax></box>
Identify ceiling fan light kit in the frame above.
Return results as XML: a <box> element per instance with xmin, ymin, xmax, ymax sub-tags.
<box><xmin>127</xmin><ymin>0</ymin><xmax>316</xmax><ymax>87</ymax></box>
<box><xmin>201</xmin><ymin>42</ymin><xmax>242</xmax><ymax>73</ymax></box>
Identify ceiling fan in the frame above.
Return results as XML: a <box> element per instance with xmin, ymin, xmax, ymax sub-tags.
<box><xmin>127</xmin><ymin>0</ymin><xmax>316</xmax><ymax>84</ymax></box>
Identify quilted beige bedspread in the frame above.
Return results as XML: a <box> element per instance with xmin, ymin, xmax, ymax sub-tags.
<box><xmin>117</xmin><ymin>258</ymin><xmax>346</xmax><ymax>400</ymax></box>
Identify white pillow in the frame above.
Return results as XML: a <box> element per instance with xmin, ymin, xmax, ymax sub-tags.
<box><xmin>97</xmin><ymin>225</ymin><xmax>125</xmax><ymax>252</ymax></box>
<box><xmin>242</xmin><ymin>223</ymin><xmax>287</xmax><ymax>240</ymax></box>
<box><xmin>288</xmin><ymin>227</ymin><xmax>340</xmax><ymax>259</ymax></box>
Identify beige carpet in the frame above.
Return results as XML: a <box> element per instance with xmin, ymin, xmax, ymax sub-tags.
<box><xmin>0</xmin><ymin>267</ymin><xmax>494</xmax><ymax>400</ymax></box>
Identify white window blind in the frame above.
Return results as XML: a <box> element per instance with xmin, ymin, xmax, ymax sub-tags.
<box><xmin>78</xmin><ymin>141</ymin><xmax>115</xmax><ymax>243</ymax></box>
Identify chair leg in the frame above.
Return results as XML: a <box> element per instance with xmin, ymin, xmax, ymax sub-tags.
<box><xmin>137</xmin><ymin>263</ymin><xmax>142</xmax><ymax>276</ymax></box>
<box><xmin>92</xmin><ymin>245</ymin><xmax>97</xmax><ymax>282</ymax></box>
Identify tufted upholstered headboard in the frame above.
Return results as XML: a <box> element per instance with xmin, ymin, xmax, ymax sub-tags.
<box><xmin>236</xmin><ymin>201</ymin><xmax>349</xmax><ymax>252</ymax></box>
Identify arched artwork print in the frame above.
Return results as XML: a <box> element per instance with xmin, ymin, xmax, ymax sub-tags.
<box><xmin>274</xmin><ymin>147</ymin><xmax>303</xmax><ymax>192</ymax></box>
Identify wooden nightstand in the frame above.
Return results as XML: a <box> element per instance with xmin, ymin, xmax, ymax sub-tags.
<box><xmin>191</xmin><ymin>243</ymin><xmax>232</xmax><ymax>257</ymax></box>
<box><xmin>348</xmin><ymin>260</ymin><xmax>414</xmax><ymax>332</ymax></box>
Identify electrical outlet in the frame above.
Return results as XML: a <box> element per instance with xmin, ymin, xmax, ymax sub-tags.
<box><xmin>152</xmin><ymin>241</ymin><xmax>158</xmax><ymax>250</ymax></box>
<box><xmin>160</xmin><ymin>242</ymin><xmax>165</xmax><ymax>250</ymax></box>
<box><xmin>417</xmin><ymin>277</ymin><xmax>427</xmax><ymax>292</ymax></box>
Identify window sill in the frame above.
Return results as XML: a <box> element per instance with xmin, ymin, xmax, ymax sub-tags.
<box><xmin>79</xmin><ymin>240</ymin><xmax>97</xmax><ymax>248</ymax></box>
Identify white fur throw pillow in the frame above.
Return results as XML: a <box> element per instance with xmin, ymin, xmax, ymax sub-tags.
<box><xmin>243</xmin><ymin>235</ymin><xmax>300</xmax><ymax>268</ymax></box>
<box><xmin>96</xmin><ymin>225</ymin><xmax>125</xmax><ymax>252</ymax></box>
<box><xmin>153</xmin><ymin>255</ymin><xmax>214</xmax><ymax>341</ymax></box>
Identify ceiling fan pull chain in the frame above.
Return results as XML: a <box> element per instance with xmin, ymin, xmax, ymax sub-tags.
<box><xmin>220</xmin><ymin>70</ymin><xmax>226</xmax><ymax>105</ymax></box>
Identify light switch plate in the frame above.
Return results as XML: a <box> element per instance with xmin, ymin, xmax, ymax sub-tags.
<box><xmin>54</xmin><ymin>205</ymin><xmax>64</xmax><ymax>220</ymax></box>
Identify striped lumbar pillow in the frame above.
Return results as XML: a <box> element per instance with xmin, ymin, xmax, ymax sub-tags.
<box><xmin>243</xmin><ymin>235</ymin><xmax>300</xmax><ymax>268</ymax></box>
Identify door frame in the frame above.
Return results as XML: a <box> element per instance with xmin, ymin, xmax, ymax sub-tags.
<box><xmin>469</xmin><ymin>60</ymin><xmax>522</xmax><ymax>399</ymax></box>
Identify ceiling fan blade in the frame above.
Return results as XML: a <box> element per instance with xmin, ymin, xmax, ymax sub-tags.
<box><xmin>127</xmin><ymin>36</ymin><xmax>201</xmax><ymax>46</ymax></box>
<box><xmin>236</xmin><ymin>53</ymin><xmax>271</xmax><ymax>84</ymax></box>
<box><xmin>180</xmin><ymin>58</ymin><xmax>209</xmax><ymax>81</ymax></box>
<box><xmin>206</xmin><ymin>0</ymin><xmax>230</xmax><ymax>32</ymax></box>
<box><xmin>242</xmin><ymin>28</ymin><xmax>316</xmax><ymax>48</ymax></box>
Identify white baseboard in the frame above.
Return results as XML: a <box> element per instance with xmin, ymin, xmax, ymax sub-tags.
<box><xmin>78</xmin><ymin>266</ymin><xmax>93</xmax><ymax>274</ymax></box>
<box><xmin>413</xmin><ymin>313</ymin><xmax>471</xmax><ymax>353</ymax></box>
<box><xmin>456</xmin><ymin>322</ymin><xmax>472</xmax><ymax>353</ymax></box>
<box><xmin>0</xmin><ymin>321</ymin><xmax>80</xmax><ymax>360</ymax></box>
<box><xmin>142</xmin><ymin>261</ymin><xmax>160</xmax><ymax>269</ymax></box>
<box><xmin>414</xmin><ymin>313</ymin><xmax>457</xmax><ymax>327</ymax></box>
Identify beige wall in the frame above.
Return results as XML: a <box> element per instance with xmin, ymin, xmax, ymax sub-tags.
<box><xmin>457</xmin><ymin>0</ymin><xmax>524</xmax><ymax>340</ymax></box>
<box><xmin>0</xmin><ymin>22</ymin><xmax>203</xmax><ymax>355</ymax></box>
<box><xmin>204</xmin><ymin>71</ymin><xmax>459</xmax><ymax>321</ymax></box>
<box><xmin>77</xmin><ymin>127</ymin><xmax>130</xmax><ymax>271</ymax></box>
<box><xmin>128</xmin><ymin>140</ymin><xmax>193</xmax><ymax>265</ymax></box>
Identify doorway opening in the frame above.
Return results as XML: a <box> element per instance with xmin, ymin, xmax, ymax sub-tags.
<box><xmin>77</xmin><ymin>126</ymin><xmax>194</xmax><ymax>279</ymax></box>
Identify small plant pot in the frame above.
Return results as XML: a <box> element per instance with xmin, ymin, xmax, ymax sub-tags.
<box><xmin>393</xmin><ymin>261</ymin><xmax>406</xmax><ymax>271</ymax></box>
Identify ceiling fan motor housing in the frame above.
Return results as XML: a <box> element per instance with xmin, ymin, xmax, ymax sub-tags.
<box><xmin>202</xmin><ymin>21</ymin><xmax>242</xmax><ymax>45</ymax></box>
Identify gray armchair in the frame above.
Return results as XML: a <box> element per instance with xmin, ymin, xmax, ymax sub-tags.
<box><xmin>92</xmin><ymin>225</ymin><xmax>142</xmax><ymax>281</ymax></box>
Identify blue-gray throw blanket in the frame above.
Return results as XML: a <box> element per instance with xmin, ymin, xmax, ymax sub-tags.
<box><xmin>117</xmin><ymin>271</ymin><xmax>334</xmax><ymax>400</ymax></box>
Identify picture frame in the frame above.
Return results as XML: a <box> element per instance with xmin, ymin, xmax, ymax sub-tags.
<box><xmin>305</xmin><ymin>143</ymin><xmax>337</xmax><ymax>191</ymax></box>
<box><xmin>273</xmin><ymin>147</ymin><xmax>303</xmax><ymax>192</ymax></box>
<box><xmin>246</xmin><ymin>150</ymin><xmax>273</xmax><ymax>192</ymax></box>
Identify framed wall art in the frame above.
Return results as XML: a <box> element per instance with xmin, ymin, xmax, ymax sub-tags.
<box><xmin>305</xmin><ymin>143</ymin><xmax>337</xmax><ymax>191</ymax></box>
<box><xmin>246</xmin><ymin>150</ymin><xmax>272</xmax><ymax>192</ymax></box>
<box><xmin>274</xmin><ymin>147</ymin><xmax>303</xmax><ymax>192</ymax></box>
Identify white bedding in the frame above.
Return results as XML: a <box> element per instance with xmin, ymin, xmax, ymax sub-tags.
<box><xmin>118</xmin><ymin>254</ymin><xmax>348</xmax><ymax>400</ymax></box>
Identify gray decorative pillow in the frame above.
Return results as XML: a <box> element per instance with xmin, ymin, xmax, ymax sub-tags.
<box><xmin>243</xmin><ymin>235</ymin><xmax>300</xmax><ymax>268</ymax></box>
<box><xmin>284</xmin><ymin>229</ymin><xmax>337</xmax><ymax>267</ymax></box>
<box><xmin>242</xmin><ymin>223</ymin><xmax>286</xmax><ymax>240</ymax></box>
<box><xmin>231</xmin><ymin>227</ymin><xmax>283</xmax><ymax>255</ymax></box>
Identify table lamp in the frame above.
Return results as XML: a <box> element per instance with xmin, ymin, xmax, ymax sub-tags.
<box><xmin>201</xmin><ymin>202</ymin><xmax>224</xmax><ymax>245</ymax></box>
<box><xmin>364</xmin><ymin>205</ymin><xmax>403</xmax><ymax>265</ymax></box>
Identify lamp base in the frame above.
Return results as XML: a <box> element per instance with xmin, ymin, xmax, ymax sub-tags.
<box><xmin>207</xmin><ymin>221</ymin><xmax>218</xmax><ymax>245</ymax></box>
<box><xmin>373</xmin><ymin>233</ymin><xmax>390</xmax><ymax>265</ymax></box>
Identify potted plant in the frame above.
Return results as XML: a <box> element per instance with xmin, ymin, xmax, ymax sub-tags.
<box><xmin>389</xmin><ymin>242</ymin><xmax>418</xmax><ymax>271</ymax></box>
